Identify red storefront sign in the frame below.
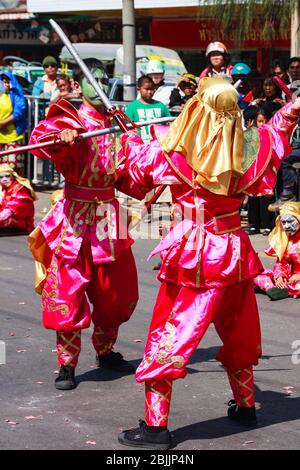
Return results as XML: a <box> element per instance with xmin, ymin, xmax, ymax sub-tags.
<box><xmin>151</xmin><ymin>19</ymin><xmax>290</xmax><ymax>49</ymax></box>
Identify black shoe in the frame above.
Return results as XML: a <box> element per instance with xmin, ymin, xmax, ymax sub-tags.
<box><xmin>55</xmin><ymin>365</ymin><xmax>76</xmax><ymax>390</ymax></box>
<box><xmin>246</xmin><ymin>227</ymin><xmax>260</xmax><ymax>235</ymax></box>
<box><xmin>152</xmin><ymin>261</ymin><xmax>162</xmax><ymax>271</ymax></box>
<box><xmin>268</xmin><ymin>195</ymin><xmax>296</xmax><ymax>212</ymax></box>
<box><xmin>118</xmin><ymin>420</ymin><xmax>172</xmax><ymax>449</ymax></box>
<box><xmin>227</xmin><ymin>400</ymin><xmax>257</xmax><ymax>427</ymax></box>
<box><xmin>254</xmin><ymin>284</ymin><xmax>264</xmax><ymax>294</ymax></box>
<box><xmin>96</xmin><ymin>351</ymin><xmax>135</xmax><ymax>373</ymax></box>
<box><xmin>266</xmin><ymin>287</ymin><xmax>289</xmax><ymax>301</ymax></box>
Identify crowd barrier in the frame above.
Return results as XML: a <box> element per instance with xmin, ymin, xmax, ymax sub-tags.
<box><xmin>23</xmin><ymin>96</ymin><xmax>126</xmax><ymax>188</ymax></box>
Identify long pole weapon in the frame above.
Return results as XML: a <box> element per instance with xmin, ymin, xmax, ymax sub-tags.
<box><xmin>49</xmin><ymin>19</ymin><xmax>136</xmax><ymax>132</ymax></box>
<box><xmin>0</xmin><ymin>116</ymin><xmax>175</xmax><ymax>158</ymax></box>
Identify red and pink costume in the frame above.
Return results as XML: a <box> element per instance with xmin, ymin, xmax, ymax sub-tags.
<box><xmin>0</xmin><ymin>179</ymin><xmax>35</xmax><ymax>233</ymax></box>
<box><xmin>121</xmin><ymin>102</ymin><xmax>299</xmax><ymax>426</ymax></box>
<box><xmin>254</xmin><ymin>232</ymin><xmax>300</xmax><ymax>298</ymax></box>
<box><xmin>29</xmin><ymin>100</ymin><xmax>145</xmax><ymax>367</ymax></box>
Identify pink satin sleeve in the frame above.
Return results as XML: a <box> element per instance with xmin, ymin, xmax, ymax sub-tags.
<box><xmin>273</xmin><ymin>257</ymin><xmax>291</xmax><ymax>279</ymax></box>
<box><xmin>115</xmin><ymin>160</ymin><xmax>149</xmax><ymax>201</ymax></box>
<box><xmin>29</xmin><ymin>114</ymin><xmax>86</xmax><ymax>165</ymax></box>
<box><xmin>120</xmin><ymin>132</ymin><xmax>180</xmax><ymax>189</ymax></box>
<box><xmin>4</xmin><ymin>187</ymin><xmax>33</xmax><ymax>218</ymax></box>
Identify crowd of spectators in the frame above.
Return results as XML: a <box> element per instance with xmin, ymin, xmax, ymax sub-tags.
<box><xmin>1</xmin><ymin>46</ymin><xmax>300</xmax><ymax>235</ymax></box>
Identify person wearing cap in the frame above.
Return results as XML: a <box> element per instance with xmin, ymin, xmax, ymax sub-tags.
<box><xmin>169</xmin><ymin>73</ymin><xmax>197</xmax><ymax>116</ymax></box>
<box><xmin>0</xmin><ymin>72</ymin><xmax>27</xmax><ymax>175</ymax></box>
<box><xmin>117</xmin><ymin>78</ymin><xmax>300</xmax><ymax>449</ymax></box>
<box><xmin>0</xmin><ymin>163</ymin><xmax>35</xmax><ymax>234</ymax></box>
<box><xmin>200</xmin><ymin>41</ymin><xmax>232</xmax><ymax>80</ymax></box>
<box><xmin>254</xmin><ymin>201</ymin><xmax>300</xmax><ymax>300</ymax></box>
<box><xmin>145</xmin><ymin>59</ymin><xmax>174</xmax><ymax>107</ymax></box>
<box><xmin>32</xmin><ymin>56</ymin><xmax>59</xmax><ymax>101</ymax></box>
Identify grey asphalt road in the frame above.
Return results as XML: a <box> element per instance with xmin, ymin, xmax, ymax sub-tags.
<box><xmin>0</xmin><ymin>191</ymin><xmax>299</xmax><ymax>451</ymax></box>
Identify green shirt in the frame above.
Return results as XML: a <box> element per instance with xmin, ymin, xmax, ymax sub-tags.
<box><xmin>125</xmin><ymin>99</ymin><xmax>171</xmax><ymax>144</ymax></box>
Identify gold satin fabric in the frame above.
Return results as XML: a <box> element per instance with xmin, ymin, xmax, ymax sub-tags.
<box><xmin>0</xmin><ymin>163</ymin><xmax>37</xmax><ymax>200</ymax></box>
<box><xmin>268</xmin><ymin>201</ymin><xmax>300</xmax><ymax>260</ymax></box>
<box><xmin>28</xmin><ymin>226</ymin><xmax>52</xmax><ymax>294</ymax></box>
<box><xmin>159</xmin><ymin>77</ymin><xmax>244</xmax><ymax>195</ymax></box>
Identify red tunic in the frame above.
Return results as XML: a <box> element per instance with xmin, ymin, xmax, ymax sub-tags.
<box><xmin>0</xmin><ymin>180</ymin><xmax>34</xmax><ymax>232</ymax></box>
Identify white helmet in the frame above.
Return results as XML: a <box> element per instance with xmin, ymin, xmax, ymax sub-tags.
<box><xmin>145</xmin><ymin>59</ymin><xmax>165</xmax><ymax>74</ymax></box>
<box><xmin>205</xmin><ymin>41</ymin><xmax>228</xmax><ymax>56</ymax></box>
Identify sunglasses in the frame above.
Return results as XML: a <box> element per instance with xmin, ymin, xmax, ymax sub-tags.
<box><xmin>44</xmin><ymin>64</ymin><xmax>57</xmax><ymax>68</ymax></box>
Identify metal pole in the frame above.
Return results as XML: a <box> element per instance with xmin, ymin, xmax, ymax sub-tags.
<box><xmin>122</xmin><ymin>0</ymin><xmax>136</xmax><ymax>101</ymax></box>
<box><xmin>291</xmin><ymin>0</ymin><xmax>300</xmax><ymax>57</ymax></box>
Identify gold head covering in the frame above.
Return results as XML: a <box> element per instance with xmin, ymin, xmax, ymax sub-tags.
<box><xmin>0</xmin><ymin>163</ymin><xmax>37</xmax><ymax>200</ymax></box>
<box><xmin>268</xmin><ymin>201</ymin><xmax>300</xmax><ymax>260</ymax></box>
<box><xmin>159</xmin><ymin>77</ymin><xmax>244</xmax><ymax>195</ymax></box>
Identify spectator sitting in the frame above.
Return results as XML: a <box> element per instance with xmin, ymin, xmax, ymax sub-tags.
<box><xmin>169</xmin><ymin>73</ymin><xmax>197</xmax><ymax>116</ymax></box>
<box><xmin>254</xmin><ymin>201</ymin><xmax>300</xmax><ymax>300</ymax></box>
<box><xmin>0</xmin><ymin>72</ymin><xmax>27</xmax><ymax>175</ymax></box>
<box><xmin>0</xmin><ymin>163</ymin><xmax>36</xmax><ymax>234</ymax></box>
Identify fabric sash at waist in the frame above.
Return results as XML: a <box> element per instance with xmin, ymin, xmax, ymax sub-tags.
<box><xmin>212</xmin><ymin>210</ymin><xmax>241</xmax><ymax>235</ymax></box>
<box><xmin>64</xmin><ymin>181</ymin><xmax>115</xmax><ymax>204</ymax></box>
<box><xmin>149</xmin><ymin>210</ymin><xmax>242</xmax><ymax>259</ymax></box>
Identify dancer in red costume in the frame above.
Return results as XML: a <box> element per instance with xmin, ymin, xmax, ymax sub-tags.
<box><xmin>117</xmin><ymin>78</ymin><xmax>300</xmax><ymax>449</ymax></box>
<box><xmin>254</xmin><ymin>201</ymin><xmax>300</xmax><ymax>300</ymax></box>
<box><xmin>0</xmin><ymin>163</ymin><xmax>35</xmax><ymax>234</ymax></box>
<box><xmin>28</xmin><ymin>59</ymin><xmax>146</xmax><ymax>390</ymax></box>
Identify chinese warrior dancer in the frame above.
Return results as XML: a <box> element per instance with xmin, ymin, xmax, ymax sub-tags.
<box><xmin>0</xmin><ymin>163</ymin><xmax>35</xmax><ymax>234</ymax></box>
<box><xmin>254</xmin><ymin>201</ymin><xmax>300</xmax><ymax>300</ymax></box>
<box><xmin>117</xmin><ymin>78</ymin><xmax>300</xmax><ymax>449</ymax></box>
<box><xmin>28</xmin><ymin>59</ymin><xmax>146</xmax><ymax>391</ymax></box>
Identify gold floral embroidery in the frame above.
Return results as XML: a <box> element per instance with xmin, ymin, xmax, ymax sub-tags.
<box><xmin>42</xmin><ymin>259</ymin><xmax>69</xmax><ymax>316</ymax></box>
<box><xmin>145</xmin><ymin>312</ymin><xmax>184</xmax><ymax>369</ymax></box>
<box><xmin>48</xmin><ymin>300</ymin><xmax>69</xmax><ymax>316</ymax></box>
<box><xmin>55</xmin><ymin>201</ymin><xmax>75</xmax><ymax>255</ymax></box>
<box><xmin>42</xmin><ymin>258</ymin><xmax>59</xmax><ymax>299</ymax></box>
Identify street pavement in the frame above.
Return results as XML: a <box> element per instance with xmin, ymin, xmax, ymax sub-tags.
<box><xmin>0</xmin><ymin>191</ymin><xmax>299</xmax><ymax>451</ymax></box>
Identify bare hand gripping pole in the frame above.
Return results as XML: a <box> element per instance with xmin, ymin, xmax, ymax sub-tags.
<box><xmin>49</xmin><ymin>18</ymin><xmax>137</xmax><ymax>132</ymax></box>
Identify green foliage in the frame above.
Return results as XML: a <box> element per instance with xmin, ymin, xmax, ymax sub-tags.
<box><xmin>202</xmin><ymin>0</ymin><xmax>297</xmax><ymax>42</ymax></box>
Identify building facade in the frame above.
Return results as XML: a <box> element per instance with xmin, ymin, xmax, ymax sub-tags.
<box><xmin>0</xmin><ymin>1</ymin><xmax>292</xmax><ymax>75</ymax></box>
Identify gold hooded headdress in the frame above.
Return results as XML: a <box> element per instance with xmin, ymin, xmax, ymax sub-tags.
<box><xmin>159</xmin><ymin>77</ymin><xmax>244</xmax><ymax>195</ymax></box>
<box><xmin>268</xmin><ymin>201</ymin><xmax>300</xmax><ymax>260</ymax></box>
<box><xmin>0</xmin><ymin>163</ymin><xmax>37</xmax><ymax>200</ymax></box>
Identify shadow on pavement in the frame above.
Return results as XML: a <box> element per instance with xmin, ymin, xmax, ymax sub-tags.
<box><xmin>173</xmin><ymin>386</ymin><xmax>300</xmax><ymax>446</ymax></box>
<box><xmin>75</xmin><ymin>358</ymin><xmax>141</xmax><ymax>383</ymax></box>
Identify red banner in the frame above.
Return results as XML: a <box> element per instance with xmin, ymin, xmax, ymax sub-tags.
<box><xmin>151</xmin><ymin>19</ymin><xmax>290</xmax><ymax>49</ymax></box>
